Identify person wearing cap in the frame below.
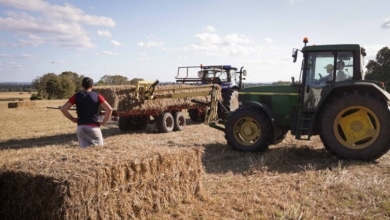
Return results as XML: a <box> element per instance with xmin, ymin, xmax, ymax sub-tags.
<box><xmin>336</xmin><ymin>60</ymin><xmax>349</xmax><ymax>81</ymax></box>
<box><xmin>61</xmin><ymin>77</ymin><xmax>113</xmax><ymax>147</ymax></box>
<box><xmin>318</xmin><ymin>64</ymin><xmax>334</xmax><ymax>83</ymax></box>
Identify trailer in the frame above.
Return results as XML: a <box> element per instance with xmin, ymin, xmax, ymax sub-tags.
<box><xmin>93</xmin><ymin>80</ymin><xmax>221</xmax><ymax>133</ymax></box>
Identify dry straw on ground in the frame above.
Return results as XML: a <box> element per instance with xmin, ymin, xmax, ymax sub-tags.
<box><xmin>0</xmin><ymin>145</ymin><xmax>204</xmax><ymax>219</ymax></box>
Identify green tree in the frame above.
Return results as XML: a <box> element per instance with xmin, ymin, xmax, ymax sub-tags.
<box><xmin>46</xmin><ymin>77</ymin><xmax>62</xmax><ymax>100</ymax></box>
<box><xmin>60</xmin><ymin>71</ymin><xmax>84</xmax><ymax>92</ymax></box>
<box><xmin>365</xmin><ymin>47</ymin><xmax>390</xmax><ymax>89</ymax></box>
<box><xmin>100</xmin><ymin>75</ymin><xmax>130</xmax><ymax>85</ymax></box>
<box><xmin>129</xmin><ymin>78</ymin><xmax>144</xmax><ymax>85</ymax></box>
<box><xmin>32</xmin><ymin>73</ymin><xmax>58</xmax><ymax>99</ymax></box>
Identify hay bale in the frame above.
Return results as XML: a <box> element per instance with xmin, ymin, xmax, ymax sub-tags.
<box><xmin>93</xmin><ymin>84</ymin><xmax>221</xmax><ymax>112</ymax></box>
<box><xmin>0</xmin><ymin>146</ymin><xmax>204</xmax><ymax>219</ymax></box>
<box><xmin>7</xmin><ymin>101</ymin><xmax>36</xmax><ymax>108</ymax></box>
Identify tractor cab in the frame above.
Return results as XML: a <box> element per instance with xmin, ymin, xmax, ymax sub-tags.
<box><xmin>176</xmin><ymin>65</ymin><xmax>247</xmax><ymax>90</ymax></box>
<box><xmin>292</xmin><ymin>38</ymin><xmax>367</xmax><ymax>109</ymax></box>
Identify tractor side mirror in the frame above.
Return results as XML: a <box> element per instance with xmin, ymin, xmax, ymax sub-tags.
<box><xmin>242</xmin><ymin>70</ymin><xmax>247</xmax><ymax>76</ymax></box>
<box><xmin>292</xmin><ymin>49</ymin><xmax>298</xmax><ymax>63</ymax></box>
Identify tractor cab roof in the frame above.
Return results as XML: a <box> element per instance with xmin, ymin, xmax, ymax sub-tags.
<box><xmin>201</xmin><ymin>65</ymin><xmax>238</xmax><ymax>71</ymax></box>
<box><xmin>303</xmin><ymin>44</ymin><xmax>364</xmax><ymax>54</ymax></box>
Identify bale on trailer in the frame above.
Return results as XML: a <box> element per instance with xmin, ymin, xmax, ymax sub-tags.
<box><xmin>93</xmin><ymin>83</ymin><xmax>222</xmax><ymax>133</ymax></box>
<box><xmin>93</xmin><ymin>84</ymin><xmax>221</xmax><ymax>112</ymax></box>
<box><xmin>0</xmin><ymin>146</ymin><xmax>204</xmax><ymax>219</ymax></box>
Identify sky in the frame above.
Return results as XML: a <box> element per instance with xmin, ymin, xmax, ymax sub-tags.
<box><xmin>0</xmin><ymin>0</ymin><xmax>389</xmax><ymax>83</ymax></box>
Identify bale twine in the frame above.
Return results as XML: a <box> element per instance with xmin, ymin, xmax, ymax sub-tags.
<box><xmin>0</xmin><ymin>146</ymin><xmax>204</xmax><ymax>219</ymax></box>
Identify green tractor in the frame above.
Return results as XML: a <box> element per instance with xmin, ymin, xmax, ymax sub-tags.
<box><xmin>214</xmin><ymin>38</ymin><xmax>390</xmax><ymax>160</ymax></box>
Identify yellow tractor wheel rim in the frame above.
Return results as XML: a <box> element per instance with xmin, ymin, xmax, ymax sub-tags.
<box><xmin>334</xmin><ymin>105</ymin><xmax>380</xmax><ymax>150</ymax></box>
<box><xmin>233</xmin><ymin>117</ymin><xmax>261</xmax><ymax>146</ymax></box>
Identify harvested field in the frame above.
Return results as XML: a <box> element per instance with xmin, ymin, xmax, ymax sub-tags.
<box><xmin>0</xmin><ymin>93</ymin><xmax>390</xmax><ymax>219</ymax></box>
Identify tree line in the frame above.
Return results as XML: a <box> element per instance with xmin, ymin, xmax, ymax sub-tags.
<box><xmin>30</xmin><ymin>72</ymin><xmax>144</xmax><ymax>100</ymax></box>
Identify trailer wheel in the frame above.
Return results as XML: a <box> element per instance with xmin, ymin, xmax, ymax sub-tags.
<box><xmin>118</xmin><ymin>116</ymin><xmax>132</xmax><ymax>132</ymax></box>
<box><xmin>156</xmin><ymin>112</ymin><xmax>174</xmax><ymax>133</ymax></box>
<box><xmin>133</xmin><ymin>116</ymin><xmax>148</xmax><ymax>131</ymax></box>
<box><xmin>320</xmin><ymin>93</ymin><xmax>390</xmax><ymax>160</ymax></box>
<box><xmin>173</xmin><ymin>111</ymin><xmax>186</xmax><ymax>131</ymax></box>
<box><xmin>225</xmin><ymin>107</ymin><xmax>269</xmax><ymax>152</ymax></box>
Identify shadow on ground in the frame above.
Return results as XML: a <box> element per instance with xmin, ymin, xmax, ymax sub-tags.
<box><xmin>200</xmin><ymin>143</ymin><xmax>373</xmax><ymax>174</ymax></box>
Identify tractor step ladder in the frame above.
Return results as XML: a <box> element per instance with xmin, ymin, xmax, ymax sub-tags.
<box><xmin>295</xmin><ymin>110</ymin><xmax>315</xmax><ymax>140</ymax></box>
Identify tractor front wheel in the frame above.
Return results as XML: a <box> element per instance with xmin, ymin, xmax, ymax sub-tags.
<box><xmin>320</xmin><ymin>93</ymin><xmax>390</xmax><ymax>160</ymax></box>
<box><xmin>225</xmin><ymin>107</ymin><xmax>270</xmax><ymax>152</ymax></box>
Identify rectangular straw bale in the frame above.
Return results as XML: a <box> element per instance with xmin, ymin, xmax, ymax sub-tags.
<box><xmin>106</xmin><ymin>84</ymin><xmax>221</xmax><ymax>111</ymax></box>
<box><xmin>0</xmin><ymin>146</ymin><xmax>204</xmax><ymax>219</ymax></box>
<box><xmin>7</xmin><ymin>101</ymin><xmax>35</xmax><ymax>108</ymax></box>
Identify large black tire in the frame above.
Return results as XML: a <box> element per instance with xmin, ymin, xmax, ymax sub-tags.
<box><xmin>133</xmin><ymin>116</ymin><xmax>148</xmax><ymax>131</ymax></box>
<box><xmin>222</xmin><ymin>89</ymin><xmax>239</xmax><ymax>112</ymax></box>
<box><xmin>118</xmin><ymin>116</ymin><xmax>132</xmax><ymax>132</ymax></box>
<box><xmin>156</xmin><ymin>112</ymin><xmax>174</xmax><ymax>133</ymax></box>
<box><xmin>225</xmin><ymin>107</ymin><xmax>270</xmax><ymax>152</ymax></box>
<box><xmin>173</xmin><ymin>111</ymin><xmax>186</xmax><ymax>131</ymax></box>
<box><xmin>320</xmin><ymin>93</ymin><xmax>390</xmax><ymax>160</ymax></box>
<box><xmin>188</xmin><ymin>109</ymin><xmax>205</xmax><ymax>122</ymax></box>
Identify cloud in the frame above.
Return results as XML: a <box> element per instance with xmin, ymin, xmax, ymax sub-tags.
<box><xmin>0</xmin><ymin>0</ymin><xmax>115</xmax><ymax>49</ymax></box>
<box><xmin>101</xmin><ymin>50</ymin><xmax>116</xmax><ymax>56</ymax></box>
<box><xmin>98</xmin><ymin>30</ymin><xmax>112</xmax><ymax>38</ymax></box>
<box><xmin>203</xmin><ymin>25</ymin><xmax>216</xmax><ymax>32</ymax></box>
<box><xmin>111</xmin><ymin>40</ymin><xmax>122</xmax><ymax>47</ymax></box>
<box><xmin>382</xmin><ymin>19</ymin><xmax>390</xmax><ymax>29</ymax></box>
<box><xmin>174</xmin><ymin>29</ymin><xmax>260</xmax><ymax>57</ymax></box>
<box><xmin>264</xmin><ymin>38</ymin><xmax>274</xmax><ymax>44</ymax></box>
<box><xmin>136</xmin><ymin>41</ymin><xmax>165</xmax><ymax>48</ymax></box>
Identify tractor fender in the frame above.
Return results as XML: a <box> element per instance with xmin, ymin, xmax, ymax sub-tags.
<box><xmin>318</xmin><ymin>82</ymin><xmax>390</xmax><ymax>111</ymax></box>
<box><xmin>313</xmin><ymin>82</ymin><xmax>390</xmax><ymax>134</ymax></box>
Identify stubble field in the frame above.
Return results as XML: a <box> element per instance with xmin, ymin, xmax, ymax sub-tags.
<box><xmin>0</xmin><ymin>92</ymin><xmax>389</xmax><ymax>219</ymax></box>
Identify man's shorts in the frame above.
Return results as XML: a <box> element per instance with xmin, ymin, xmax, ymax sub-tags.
<box><xmin>76</xmin><ymin>125</ymin><xmax>104</xmax><ymax>147</ymax></box>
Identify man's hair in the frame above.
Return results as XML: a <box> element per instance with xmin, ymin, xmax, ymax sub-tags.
<box><xmin>81</xmin><ymin>77</ymin><xmax>94</xmax><ymax>89</ymax></box>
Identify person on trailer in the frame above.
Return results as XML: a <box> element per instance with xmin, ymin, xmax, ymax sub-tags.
<box><xmin>61</xmin><ymin>77</ymin><xmax>113</xmax><ymax>147</ymax></box>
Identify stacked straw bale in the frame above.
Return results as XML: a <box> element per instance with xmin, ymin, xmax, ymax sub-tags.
<box><xmin>93</xmin><ymin>84</ymin><xmax>221</xmax><ymax>112</ymax></box>
<box><xmin>0</xmin><ymin>146</ymin><xmax>204</xmax><ymax>219</ymax></box>
<box><xmin>7</xmin><ymin>101</ymin><xmax>36</xmax><ymax>108</ymax></box>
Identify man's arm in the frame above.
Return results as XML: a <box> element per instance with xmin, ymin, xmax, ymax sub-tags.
<box><xmin>61</xmin><ymin>101</ymin><xmax>78</xmax><ymax>123</ymax></box>
<box><xmin>99</xmin><ymin>101</ymin><xmax>113</xmax><ymax>126</ymax></box>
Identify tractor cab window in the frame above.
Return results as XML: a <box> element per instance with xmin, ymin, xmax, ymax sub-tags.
<box><xmin>305</xmin><ymin>52</ymin><xmax>335</xmax><ymax>86</ymax></box>
<box><xmin>336</xmin><ymin>52</ymin><xmax>353</xmax><ymax>82</ymax></box>
<box><xmin>303</xmin><ymin>52</ymin><xmax>334</xmax><ymax>109</ymax></box>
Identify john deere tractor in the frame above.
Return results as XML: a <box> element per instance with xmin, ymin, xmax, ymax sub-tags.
<box><xmin>214</xmin><ymin>38</ymin><xmax>390</xmax><ymax>160</ymax></box>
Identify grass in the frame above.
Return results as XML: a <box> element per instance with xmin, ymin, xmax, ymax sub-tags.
<box><xmin>0</xmin><ymin>92</ymin><xmax>390</xmax><ymax>219</ymax></box>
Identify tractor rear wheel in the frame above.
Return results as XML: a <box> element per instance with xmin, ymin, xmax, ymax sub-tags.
<box><xmin>225</xmin><ymin>107</ymin><xmax>269</xmax><ymax>152</ymax></box>
<box><xmin>320</xmin><ymin>93</ymin><xmax>390</xmax><ymax>160</ymax></box>
<box><xmin>173</xmin><ymin>111</ymin><xmax>186</xmax><ymax>131</ymax></box>
<box><xmin>156</xmin><ymin>112</ymin><xmax>174</xmax><ymax>133</ymax></box>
